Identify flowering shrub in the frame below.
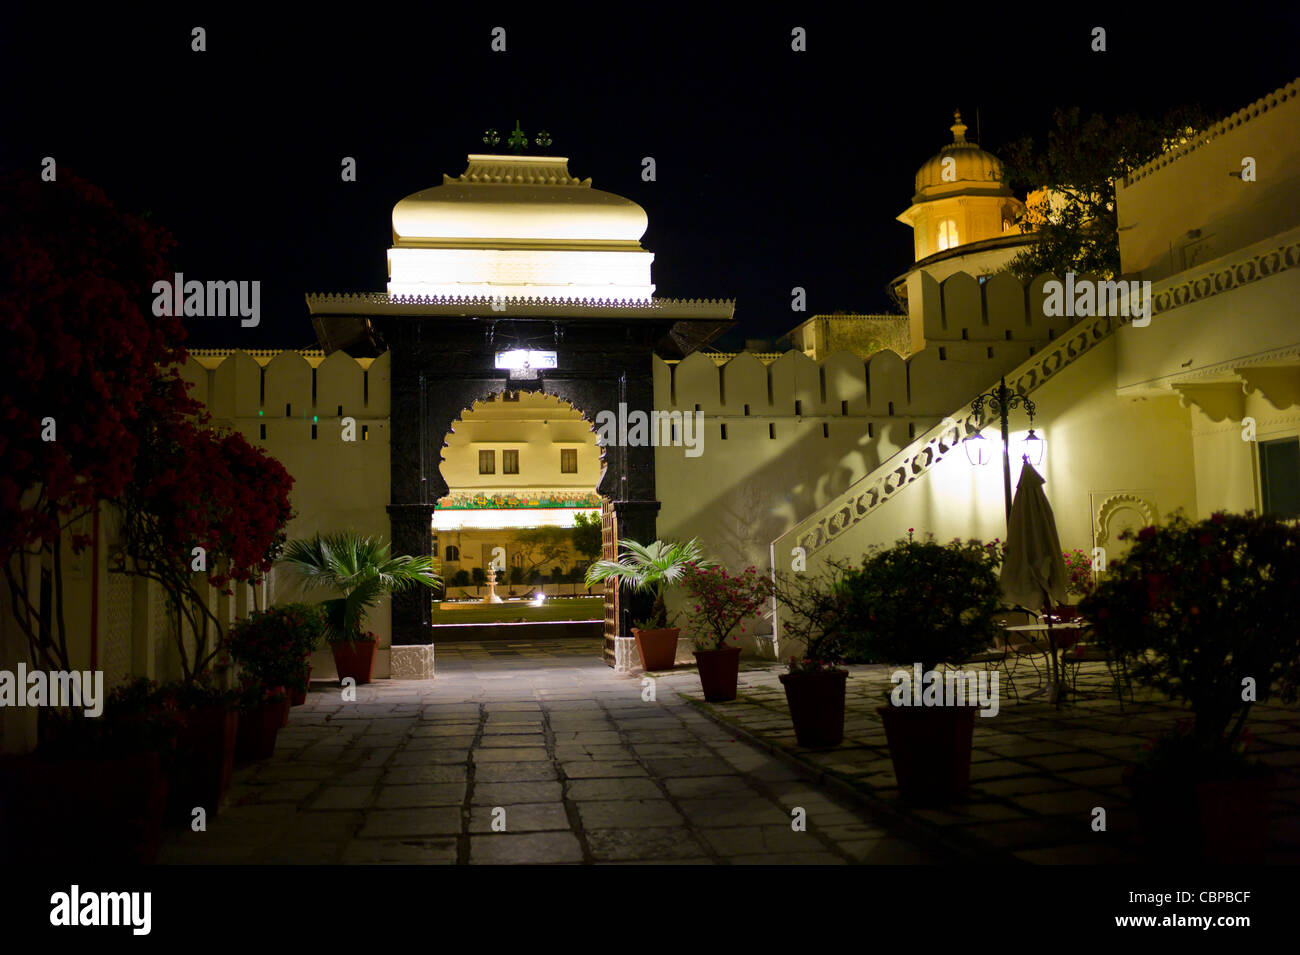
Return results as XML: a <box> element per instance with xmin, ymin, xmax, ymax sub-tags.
<box><xmin>773</xmin><ymin>566</ymin><xmax>853</xmax><ymax>672</ymax></box>
<box><xmin>1062</xmin><ymin>548</ymin><xmax>1094</xmax><ymax>598</ymax></box>
<box><xmin>0</xmin><ymin>171</ymin><xmax>189</xmax><ymax>680</ymax></box>
<box><xmin>227</xmin><ymin>604</ymin><xmax>327</xmax><ymax>693</ymax></box>
<box><xmin>681</xmin><ymin>563</ymin><xmax>773</xmax><ymax>651</ymax></box>
<box><xmin>115</xmin><ymin>410</ymin><xmax>295</xmax><ymax>683</ymax></box>
<box><xmin>840</xmin><ymin>534</ymin><xmax>1004</xmax><ymax>674</ymax></box>
<box><xmin>1078</xmin><ymin>510</ymin><xmax>1300</xmax><ymax>770</ymax></box>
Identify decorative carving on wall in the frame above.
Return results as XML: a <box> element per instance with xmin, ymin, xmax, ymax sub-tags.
<box><xmin>1151</xmin><ymin>240</ymin><xmax>1300</xmax><ymax>319</ymax></box>
<box><xmin>1094</xmin><ymin>493</ymin><xmax>1159</xmax><ymax>547</ymax></box>
<box><xmin>1237</xmin><ymin>365</ymin><xmax>1300</xmax><ymax>411</ymax></box>
<box><xmin>1173</xmin><ymin>381</ymin><xmax>1246</xmax><ymax>423</ymax></box>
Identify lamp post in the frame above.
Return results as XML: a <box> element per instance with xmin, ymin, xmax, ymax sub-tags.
<box><xmin>966</xmin><ymin>377</ymin><xmax>1038</xmax><ymax>530</ymax></box>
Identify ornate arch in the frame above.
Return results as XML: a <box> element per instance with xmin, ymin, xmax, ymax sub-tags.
<box><xmin>1095</xmin><ymin>492</ymin><xmax>1159</xmax><ymax>547</ymax></box>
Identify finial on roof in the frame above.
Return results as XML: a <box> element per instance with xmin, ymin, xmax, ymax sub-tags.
<box><xmin>950</xmin><ymin>109</ymin><xmax>968</xmax><ymax>144</ymax></box>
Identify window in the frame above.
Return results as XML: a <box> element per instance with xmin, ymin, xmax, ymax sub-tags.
<box><xmin>561</xmin><ymin>448</ymin><xmax>577</xmax><ymax>473</ymax></box>
<box><xmin>1260</xmin><ymin>438</ymin><xmax>1300</xmax><ymax>517</ymax></box>
<box><xmin>445</xmin><ymin>545</ymin><xmax>460</xmax><ymax>562</ymax></box>
<box><xmin>431</xmin><ymin>541</ymin><xmax>438</xmax><ymax>557</ymax></box>
<box><xmin>936</xmin><ymin>219</ymin><xmax>958</xmax><ymax>252</ymax></box>
<box><xmin>479</xmin><ymin>450</ymin><xmax>495</xmax><ymax>474</ymax></box>
<box><xmin>511</xmin><ymin>552</ymin><xmax>523</xmax><ymax>568</ymax></box>
<box><xmin>502</xmin><ymin>449</ymin><xmax>519</xmax><ymax>474</ymax></box>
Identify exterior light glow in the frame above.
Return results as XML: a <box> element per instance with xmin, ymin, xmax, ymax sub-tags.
<box><xmin>963</xmin><ymin>432</ymin><xmax>991</xmax><ymax>466</ymax></box>
<box><xmin>1015</xmin><ymin>428</ymin><xmax>1045</xmax><ymax>467</ymax></box>
<box><xmin>494</xmin><ymin>349</ymin><xmax>557</xmax><ymax>371</ymax></box>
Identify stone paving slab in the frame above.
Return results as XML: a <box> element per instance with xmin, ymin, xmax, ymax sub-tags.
<box><xmin>650</xmin><ymin>657</ymin><xmax>1300</xmax><ymax>865</ymax></box>
<box><xmin>159</xmin><ymin>639</ymin><xmax>950</xmax><ymax>865</ymax></box>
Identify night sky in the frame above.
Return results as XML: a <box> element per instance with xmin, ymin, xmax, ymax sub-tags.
<box><xmin>4</xmin><ymin>7</ymin><xmax>1298</xmax><ymax>351</ymax></box>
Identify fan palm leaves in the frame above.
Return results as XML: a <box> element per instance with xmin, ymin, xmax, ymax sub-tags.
<box><xmin>585</xmin><ymin>538</ymin><xmax>715</xmax><ymax>628</ymax></box>
<box><xmin>279</xmin><ymin>531</ymin><xmax>441</xmax><ymax>642</ymax></box>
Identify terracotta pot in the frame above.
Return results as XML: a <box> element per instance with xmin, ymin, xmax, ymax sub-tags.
<box><xmin>1124</xmin><ymin>766</ymin><xmax>1277</xmax><ymax>862</ymax></box>
<box><xmin>169</xmin><ymin>706</ymin><xmax>238</xmax><ymax>820</ymax></box>
<box><xmin>0</xmin><ymin>750</ymin><xmax>168</xmax><ymax>865</ymax></box>
<box><xmin>332</xmin><ymin>639</ymin><xmax>377</xmax><ymax>685</ymax></box>
<box><xmin>693</xmin><ymin>647</ymin><xmax>742</xmax><ymax>702</ymax></box>
<box><xmin>237</xmin><ymin>698</ymin><xmax>290</xmax><ymax>761</ymax></box>
<box><xmin>877</xmin><ymin>704</ymin><xmax>977</xmax><ymax>806</ymax></box>
<box><xmin>632</xmin><ymin>627</ymin><xmax>680</xmax><ymax>670</ymax></box>
<box><xmin>291</xmin><ymin>666</ymin><xmax>312</xmax><ymax>706</ymax></box>
<box><xmin>780</xmin><ymin>669</ymin><xmax>848</xmax><ymax>747</ymax></box>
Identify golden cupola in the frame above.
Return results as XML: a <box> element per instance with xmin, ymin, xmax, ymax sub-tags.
<box><xmin>898</xmin><ymin>111</ymin><xmax>1026</xmax><ymax>262</ymax></box>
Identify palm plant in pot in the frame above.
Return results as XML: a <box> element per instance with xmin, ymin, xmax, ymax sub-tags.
<box><xmin>844</xmin><ymin>533</ymin><xmax>1003</xmax><ymax>805</ymax></box>
<box><xmin>279</xmin><ymin>531</ymin><xmax>441</xmax><ymax>685</ymax></box>
<box><xmin>772</xmin><ymin>566</ymin><xmax>853</xmax><ymax>747</ymax></box>
<box><xmin>585</xmin><ymin>538</ymin><xmax>714</xmax><ymax>670</ymax></box>
<box><xmin>682</xmin><ymin>563</ymin><xmax>773</xmax><ymax>701</ymax></box>
<box><xmin>1078</xmin><ymin>510</ymin><xmax>1300</xmax><ymax>862</ymax></box>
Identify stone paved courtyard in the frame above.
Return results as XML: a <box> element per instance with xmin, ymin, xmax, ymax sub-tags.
<box><xmin>655</xmin><ymin>654</ymin><xmax>1300</xmax><ymax>864</ymax></box>
<box><xmin>160</xmin><ymin>639</ymin><xmax>948</xmax><ymax>864</ymax></box>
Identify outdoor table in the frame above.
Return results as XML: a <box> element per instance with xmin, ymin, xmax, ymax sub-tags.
<box><xmin>1002</xmin><ymin>622</ymin><xmax>1089</xmax><ymax>704</ymax></box>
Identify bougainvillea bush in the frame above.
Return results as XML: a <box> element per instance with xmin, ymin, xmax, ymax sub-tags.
<box><xmin>1078</xmin><ymin>511</ymin><xmax>1300</xmax><ymax>766</ymax></box>
<box><xmin>114</xmin><ymin>409</ymin><xmax>295</xmax><ymax>683</ymax></box>
<box><xmin>1062</xmin><ymin>548</ymin><xmax>1095</xmax><ymax>598</ymax></box>
<box><xmin>840</xmin><ymin>533</ymin><xmax>1004</xmax><ymax>674</ymax></box>
<box><xmin>0</xmin><ymin>171</ymin><xmax>189</xmax><ymax>674</ymax></box>
<box><xmin>772</xmin><ymin>565</ymin><xmax>854</xmax><ymax>673</ymax></box>
<box><xmin>681</xmin><ymin>563</ymin><xmax>773</xmax><ymax>651</ymax></box>
<box><xmin>227</xmin><ymin>603</ymin><xmax>327</xmax><ymax>693</ymax></box>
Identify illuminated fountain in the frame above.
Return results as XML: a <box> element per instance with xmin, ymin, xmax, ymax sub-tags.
<box><xmin>480</xmin><ymin>564</ymin><xmax>505</xmax><ymax>604</ymax></box>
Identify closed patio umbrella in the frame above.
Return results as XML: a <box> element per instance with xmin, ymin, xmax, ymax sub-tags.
<box><xmin>1000</xmin><ymin>463</ymin><xmax>1070</xmax><ymax>702</ymax></box>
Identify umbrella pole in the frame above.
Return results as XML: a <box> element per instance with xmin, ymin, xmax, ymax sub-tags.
<box><xmin>1043</xmin><ymin>596</ymin><xmax>1061</xmax><ymax>707</ymax></box>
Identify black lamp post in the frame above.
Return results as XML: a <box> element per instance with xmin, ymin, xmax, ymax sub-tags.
<box><xmin>966</xmin><ymin>377</ymin><xmax>1040</xmax><ymax>530</ymax></box>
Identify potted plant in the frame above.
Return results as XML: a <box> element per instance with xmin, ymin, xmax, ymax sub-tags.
<box><xmin>682</xmin><ymin>563</ymin><xmax>773</xmax><ymax>701</ymax></box>
<box><xmin>773</xmin><ymin>567</ymin><xmax>853</xmax><ymax>747</ymax></box>
<box><xmin>1078</xmin><ymin>510</ymin><xmax>1300</xmax><ymax>862</ymax></box>
<box><xmin>228</xmin><ymin>603</ymin><xmax>326</xmax><ymax>710</ymax></box>
<box><xmin>585</xmin><ymin>538</ymin><xmax>715</xmax><ymax>670</ymax></box>
<box><xmin>279</xmin><ymin>531</ymin><xmax>441</xmax><ymax>685</ymax></box>
<box><xmin>1054</xmin><ymin>548</ymin><xmax>1095</xmax><ymax>622</ymax></box>
<box><xmin>844</xmin><ymin>532</ymin><xmax>1004</xmax><ymax>805</ymax></box>
<box><xmin>0</xmin><ymin>680</ymin><xmax>178</xmax><ymax>865</ymax></box>
<box><xmin>234</xmin><ymin>681</ymin><xmax>291</xmax><ymax>761</ymax></box>
<box><xmin>150</xmin><ymin>679</ymin><xmax>242</xmax><ymax>821</ymax></box>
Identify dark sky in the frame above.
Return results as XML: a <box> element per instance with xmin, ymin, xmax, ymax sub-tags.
<box><xmin>4</xmin><ymin>7</ymin><xmax>1298</xmax><ymax>351</ymax></box>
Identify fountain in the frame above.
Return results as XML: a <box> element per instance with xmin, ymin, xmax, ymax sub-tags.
<box><xmin>480</xmin><ymin>564</ymin><xmax>505</xmax><ymax>604</ymax></box>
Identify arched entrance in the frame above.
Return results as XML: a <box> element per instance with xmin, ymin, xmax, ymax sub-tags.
<box><xmin>431</xmin><ymin>390</ymin><xmax>604</xmax><ymax>636</ymax></box>
<box><xmin>350</xmin><ymin>304</ymin><xmax>730</xmax><ymax>666</ymax></box>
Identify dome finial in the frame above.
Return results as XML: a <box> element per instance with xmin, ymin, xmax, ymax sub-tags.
<box><xmin>951</xmin><ymin>109</ymin><xmax>968</xmax><ymax>144</ymax></box>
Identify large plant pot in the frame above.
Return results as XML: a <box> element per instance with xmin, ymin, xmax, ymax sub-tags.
<box><xmin>237</xmin><ymin>698</ymin><xmax>291</xmax><ymax>761</ymax></box>
<box><xmin>332</xmin><ymin>639</ymin><xmax>377</xmax><ymax>685</ymax></box>
<box><xmin>877</xmin><ymin>704</ymin><xmax>976</xmax><ymax>806</ymax></box>
<box><xmin>632</xmin><ymin>628</ymin><xmax>680</xmax><ymax>671</ymax></box>
<box><xmin>169</xmin><ymin>706</ymin><xmax>238</xmax><ymax>820</ymax></box>
<box><xmin>693</xmin><ymin>647</ymin><xmax>742</xmax><ymax>702</ymax></box>
<box><xmin>0</xmin><ymin>750</ymin><xmax>168</xmax><ymax>864</ymax></box>
<box><xmin>780</xmin><ymin>669</ymin><xmax>848</xmax><ymax>748</ymax></box>
<box><xmin>1125</xmin><ymin>766</ymin><xmax>1276</xmax><ymax>862</ymax></box>
<box><xmin>291</xmin><ymin>666</ymin><xmax>312</xmax><ymax>706</ymax></box>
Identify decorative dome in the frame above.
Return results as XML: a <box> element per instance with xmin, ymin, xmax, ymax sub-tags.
<box><xmin>912</xmin><ymin>112</ymin><xmax>1012</xmax><ymax>202</ymax></box>
<box><xmin>392</xmin><ymin>155</ymin><xmax>648</xmax><ymax>247</ymax></box>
